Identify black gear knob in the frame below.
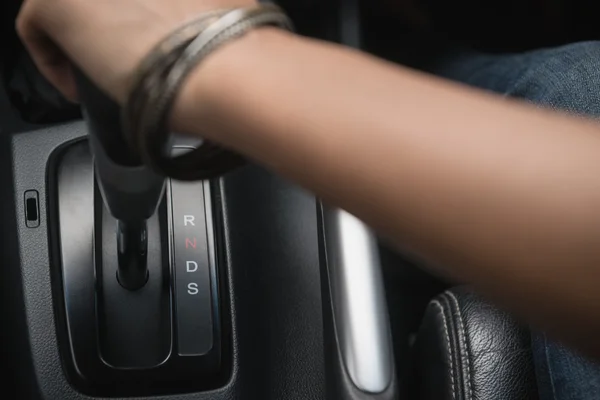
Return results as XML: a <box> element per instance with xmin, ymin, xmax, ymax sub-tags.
<box><xmin>75</xmin><ymin>70</ymin><xmax>166</xmax><ymax>290</ymax></box>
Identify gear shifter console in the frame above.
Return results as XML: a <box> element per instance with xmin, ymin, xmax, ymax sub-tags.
<box><xmin>51</xmin><ymin>73</ymin><xmax>226</xmax><ymax>395</ymax></box>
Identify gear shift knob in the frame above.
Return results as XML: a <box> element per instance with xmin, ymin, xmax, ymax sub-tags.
<box><xmin>75</xmin><ymin>70</ymin><xmax>166</xmax><ymax>290</ymax></box>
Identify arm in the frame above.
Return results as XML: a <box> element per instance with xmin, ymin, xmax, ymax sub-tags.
<box><xmin>177</xmin><ymin>28</ymin><xmax>600</xmax><ymax>355</ymax></box>
<box><xmin>17</xmin><ymin>0</ymin><xmax>600</xmax><ymax>356</ymax></box>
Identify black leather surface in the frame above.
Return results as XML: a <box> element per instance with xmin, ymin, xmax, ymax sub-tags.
<box><xmin>413</xmin><ymin>287</ymin><xmax>538</xmax><ymax>400</ymax></box>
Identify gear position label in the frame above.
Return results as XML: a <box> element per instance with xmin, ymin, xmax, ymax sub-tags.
<box><xmin>171</xmin><ymin>180</ymin><xmax>214</xmax><ymax>356</ymax></box>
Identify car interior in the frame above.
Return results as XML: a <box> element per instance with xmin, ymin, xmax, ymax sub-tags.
<box><xmin>0</xmin><ymin>0</ymin><xmax>597</xmax><ymax>399</ymax></box>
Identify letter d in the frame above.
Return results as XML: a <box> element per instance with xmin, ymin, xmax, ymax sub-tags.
<box><xmin>186</xmin><ymin>261</ymin><xmax>198</xmax><ymax>272</ymax></box>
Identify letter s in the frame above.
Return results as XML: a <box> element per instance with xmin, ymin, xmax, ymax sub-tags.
<box><xmin>187</xmin><ymin>283</ymin><xmax>199</xmax><ymax>295</ymax></box>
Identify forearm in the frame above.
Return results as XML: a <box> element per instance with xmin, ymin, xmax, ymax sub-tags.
<box><xmin>175</xmin><ymin>29</ymin><xmax>600</xmax><ymax>353</ymax></box>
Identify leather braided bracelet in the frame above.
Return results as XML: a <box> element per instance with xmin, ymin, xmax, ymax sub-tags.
<box><xmin>122</xmin><ymin>4</ymin><xmax>293</xmax><ymax>181</ymax></box>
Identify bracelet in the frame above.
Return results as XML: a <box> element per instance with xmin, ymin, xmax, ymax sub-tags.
<box><xmin>123</xmin><ymin>4</ymin><xmax>293</xmax><ymax>180</ymax></box>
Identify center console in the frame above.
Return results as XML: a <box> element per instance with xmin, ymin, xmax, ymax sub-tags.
<box><xmin>8</xmin><ymin>123</ymin><xmax>323</xmax><ymax>399</ymax></box>
<box><xmin>53</xmin><ymin>139</ymin><xmax>225</xmax><ymax>396</ymax></box>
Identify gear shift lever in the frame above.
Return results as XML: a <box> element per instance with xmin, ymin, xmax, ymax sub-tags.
<box><xmin>75</xmin><ymin>71</ymin><xmax>166</xmax><ymax>290</ymax></box>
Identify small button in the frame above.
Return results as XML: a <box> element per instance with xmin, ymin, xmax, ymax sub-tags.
<box><xmin>170</xmin><ymin>180</ymin><xmax>214</xmax><ymax>356</ymax></box>
<box><xmin>24</xmin><ymin>190</ymin><xmax>40</xmax><ymax>228</ymax></box>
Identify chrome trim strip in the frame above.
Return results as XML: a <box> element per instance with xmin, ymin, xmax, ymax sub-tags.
<box><xmin>323</xmin><ymin>208</ymin><xmax>393</xmax><ymax>393</ymax></box>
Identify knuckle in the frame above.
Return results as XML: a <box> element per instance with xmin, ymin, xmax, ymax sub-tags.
<box><xmin>15</xmin><ymin>5</ymin><xmax>34</xmax><ymax>38</ymax></box>
<box><xmin>15</xmin><ymin>17</ymin><xmax>28</xmax><ymax>39</ymax></box>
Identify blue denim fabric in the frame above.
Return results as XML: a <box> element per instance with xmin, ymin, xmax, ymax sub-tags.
<box><xmin>427</xmin><ymin>41</ymin><xmax>600</xmax><ymax>400</ymax></box>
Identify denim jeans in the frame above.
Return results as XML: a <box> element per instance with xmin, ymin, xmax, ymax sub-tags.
<box><xmin>425</xmin><ymin>41</ymin><xmax>600</xmax><ymax>400</ymax></box>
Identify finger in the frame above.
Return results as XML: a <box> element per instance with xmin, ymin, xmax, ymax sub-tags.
<box><xmin>16</xmin><ymin>8</ymin><xmax>79</xmax><ymax>102</ymax></box>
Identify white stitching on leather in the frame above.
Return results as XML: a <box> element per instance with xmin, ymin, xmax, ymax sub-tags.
<box><xmin>447</xmin><ymin>292</ymin><xmax>474</xmax><ymax>400</ymax></box>
<box><xmin>431</xmin><ymin>300</ymin><xmax>456</xmax><ymax>400</ymax></box>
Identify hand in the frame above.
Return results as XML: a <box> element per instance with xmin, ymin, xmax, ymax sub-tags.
<box><xmin>16</xmin><ymin>0</ymin><xmax>256</xmax><ymax>103</ymax></box>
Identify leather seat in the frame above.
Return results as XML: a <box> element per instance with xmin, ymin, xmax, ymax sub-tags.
<box><xmin>412</xmin><ymin>286</ymin><xmax>539</xmax><ymax>399</ymax></box>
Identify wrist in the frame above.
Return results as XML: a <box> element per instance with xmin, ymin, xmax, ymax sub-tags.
<box><xmin>170</xmin><ymin>27</ymin><xmax>289</xmax><ymax>140</ymax></box>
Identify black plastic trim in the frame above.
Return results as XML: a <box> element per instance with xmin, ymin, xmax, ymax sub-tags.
<box><xmin>8</xmin><ymin>121</ymin><xmax>326</xmax><ymax>400</ymax></box>
<box><xmin>49</xmin><ymin>140</ymin><xmax>228</xmax><ymax>396</ymax></box>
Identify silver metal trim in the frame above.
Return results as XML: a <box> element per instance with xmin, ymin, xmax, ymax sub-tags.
<box><xmin>323</xmin><ymin>208</ymin><xmax>393</xmax><ymax>393</ymax></box>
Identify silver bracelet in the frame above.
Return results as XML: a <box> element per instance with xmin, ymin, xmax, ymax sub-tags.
<box><xmin>123</xmin><ymin>4</ymin><xmax>293</xmax><ymax>181</ymax></box>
